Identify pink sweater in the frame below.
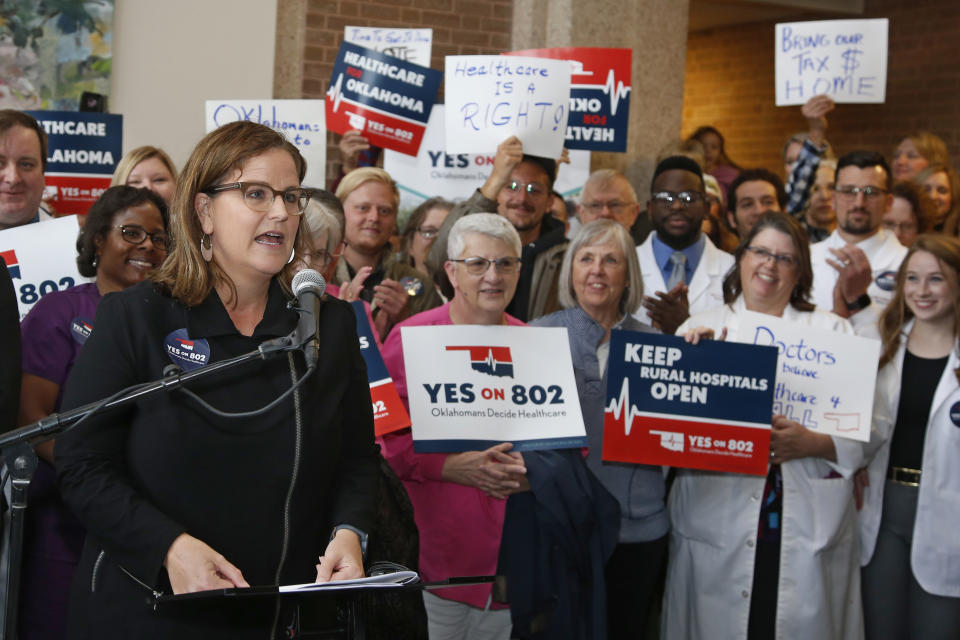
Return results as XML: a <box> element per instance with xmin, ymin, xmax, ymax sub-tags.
<box><xmin>379</xmin><ymin>303</ymin><xmax>524</xmax><ymax>607</ymax></box>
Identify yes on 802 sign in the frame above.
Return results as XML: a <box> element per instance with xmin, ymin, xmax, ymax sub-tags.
<box><xmin>401</xmin><ymin>325</ymin><xmax>585</xmax><ymax>453</ymax></box>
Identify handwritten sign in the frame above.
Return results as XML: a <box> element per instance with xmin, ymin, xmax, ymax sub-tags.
<box><xmin>444</xmin><ymin>55</ymin><xmax>570</xmax><ymax>157</ymax></box>
<box><xmin>775</xmin><ymin>19</ymin><xmax>888</xmax><ymax>106</ymax></box>
<box><xmin>603</xmin><ymin>331</ymin><xmax>777</xmax><ymax>475</ymax></box>
<box><xmin>736</xmin><ymin>311</ymin><xmax>878</xmax><ymax>442</ymax></box>
<box><xmin>344</xmin><ymin>26</ymin><xmax>432</xmax><ymax>67</ymax></box>
<box><xmin>401</xmin><ymin>325</ymin><xmax>585</xmax><ymax>453</ymax></box>
<box><xmin>350</xmin><ymin>300</ymin><xmax>411</xmax><ymax>436</ymax></box>
<box><xmin>26</xmin><ymin>110</ymin><xmax>122</xmax><ymax>216</ymax></box>
<box><xmin>205</xmin><ymin>100</ymin><xmax>326</xmax><ymax>189</ymax></box>
<box><xmin>326</xmin><ymin>42</ymin><xmax>441</xmax><ymax>157</ymax></box>
<box><xmin>384</xmin><ymin>104</ymin><xmax>590</xmax><ymax>213</ymax></box>
<box><xmin>506</xmin><ymin>47</ymin><xmax>631</xmax><ymax>152</ymax></box>
<box><xmin>0</xmin><ymin>216</ymin><xmax>89</xmax><ymax>320</ymax></box>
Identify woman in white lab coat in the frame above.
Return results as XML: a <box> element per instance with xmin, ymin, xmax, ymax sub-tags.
<box><xmin>667</xmin><ymin>212</ymin><xmax>866</xmax><ymax>640</ymax></box>
<box><xmin>860</xmin><ymin>234</ymin><xmax>960</xmax><ymax>639</ymax></box>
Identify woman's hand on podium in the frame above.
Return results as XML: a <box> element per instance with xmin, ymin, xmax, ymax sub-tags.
<box><xmin>164</xmin><ymin>533</ymin><xmax>250</xmax><ymax>594</ymax></box>
<box><xmin>315</xmin><ymin>528</ymin><xmax>364</xmax><ymax>582</ymax></box>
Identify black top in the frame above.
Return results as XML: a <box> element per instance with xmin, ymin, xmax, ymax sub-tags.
<box><xmin>0</xmin><ymin>259</ymin><xmax>20</xmax><ymax>434</ymax></box>
<box><xmin>56</xmin><ymin>279</ymin><xmax>378</xmax><ymax>639</ymax></box>
<box><xmin>888</xmin><ymin>350</ymin><xmax>949</xmax><ymax>471</ymax></box>
<box><xmin>508</xmin><ymin>214</ymin><xmax>566</xmax><ymax>322</ymax></box>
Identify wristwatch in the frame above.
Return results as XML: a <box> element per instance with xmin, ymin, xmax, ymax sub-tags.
<box><xmin>844</xmin><ymin>293</ymin><xmax>871</xmax><ymax>312</ymax></box>
<box><xmin>330</xmin><ymin>524</ymin><xmax>369</xmax><ymax>558</ymax></box>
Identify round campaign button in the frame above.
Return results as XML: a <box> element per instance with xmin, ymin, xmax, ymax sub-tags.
<box><xmin>164</xmin><ymin>328</ymin><xmax>211</xmax><ymax>372</ymax></box>
<box><xmin>400</xmin><ymin>276</ymin><xmax>424</xmax><ymax>296</ymax></box>
<box><xmin>70</xmin><ymin>317</ymin><xmax>94</xmax><ymax>345</ymax></box>
<box><xmin>875</xmin><ymin>271</ymin><xmax>897</xmax><ymax>291</ymax></box>
<box><xmin>949</xmin><ymin>401</ymin><xmax>960</xmax><ymax>428</ymax></box>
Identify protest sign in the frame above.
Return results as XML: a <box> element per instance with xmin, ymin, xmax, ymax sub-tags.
<box><xmin>350</xmin><ymin>300</ymin><xmax>411</xmax><ymax>436</ymax></box>
<box><xmin>603</xmin><ymin>330</ymin><xmax>778</xmax><ymax>475</ymax></box>
<box><xmin>401</xmin><ymin>325</ymin><xmax>585</xmax><ymax>453</ymax></box>
<box><xmin>205</xmin><ymin>100</ymin><xmax>326</xmax><ymax>189</ymax></box>
<box><xmin>26</xmin><ymin>110</ymin><xmax>122</xmax><ymax>216</ymax></box>
<box><xmin>775</xmin><ymin>19</ymin><xmax>888</xmax><ymax>106</ymax></box>
<box><xmin>384</xmin><ymin>104</ymin><xmax>590</xmax><ymax>214</ymax></box>
<box><xmin>735</xmin><ymin>311</ymin><xmax>879</xmax><ymax>442</ymax></box>
<box><xmin>444</xmin><ymin>55</ymin><xmax>570</xmax><ymax>158</ymax></box>
<box><xmin>506</xmin><ymin>47</ymin><xmax>631</xmax><ymax>152</ymax></box>
<box><xmin>344</xmin><ymin>26</ymin><xmax>432</xmax><ymax>67</ymax></box>
<box><xmin>326</xmin><ymin>42</ymin><xmax>441</xmax><ymax>156</ymax></box>
<box><xmin>0</xmin><ymin>216</ymin><xmax>89</xmax><ymax>320</ymax></box>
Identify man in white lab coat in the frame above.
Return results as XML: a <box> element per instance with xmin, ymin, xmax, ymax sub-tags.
<box><xmin>634</xmin><ymin>156</ymin><xmax>734</xmax><ymax>334</ymax></box>
<box><xmin>809</xmin><ymin>150</ymin><xmax>907</xmax><ymax>337</ymax></box>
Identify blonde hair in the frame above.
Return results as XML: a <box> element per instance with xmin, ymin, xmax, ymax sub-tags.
<box><xmin>111</xmin><ymin>146</ymin><xmax>178</xmax><ymax>186</ymax></box>
<box><xmin>902</xmin><ymin>131</ymin><xmax>950</xmax><ymax>167</ymax></box>
<box><xmin>334</xmin><ymin>167</ymin><xmax>399</xmax><ymax>209</ymax></box>
<box><xmin>151</xmin><ymin>121</ymin><xmax>307</xmax><ymax>307</ymax></box>
<box><xmin>878</xmin><ymin>234</ymin><xmax>960</xmax><ymax>382</ymax></box>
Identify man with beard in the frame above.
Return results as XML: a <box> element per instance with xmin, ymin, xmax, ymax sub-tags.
<box><xmin>427</xmin><ymin>135</ymin><xmax>565</xmax><ymax>322</ymax></box>
<box><xmin>809</xmin><ymin>151</ymin><xmax>906</xmax><ymax>337</ymax></box>
<box><xmin>634</xmin><ymin>156</ymin><xmax>734</xmax><ymax>334</ymax></box>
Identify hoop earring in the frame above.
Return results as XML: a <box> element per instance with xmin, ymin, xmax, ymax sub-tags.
<box><xmin>200</xmin><ymin>233</ymin><xmax>213</xmax><ymax>262</ymax></box>
<box><xmin>287</xmin><ymin>246</ymin><xmax>296</xmax><ymax>265</ymax></box>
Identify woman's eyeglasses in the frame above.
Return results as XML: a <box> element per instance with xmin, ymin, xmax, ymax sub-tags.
<box><xmin>115</xmin><ymin>225</ymin><xmax>168</xmax><ymax>250</ymax></box>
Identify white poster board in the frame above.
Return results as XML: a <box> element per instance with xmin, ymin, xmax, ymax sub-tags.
<box><xmin>401</xmin><ymin>325</ymin><xmax>586</xmax><ymax>452</ymax></box>
<box><xmin>205</xmin><ymin>100</ymin><xmax>326</xmax><ymax>189</ymax></box>
<box><xmin>344</xmin><ymin>26</ymin><xmax>432</xmax><ymax>66</ymax></box>
<box><xmin>385</xmin><ymin>105</ymin><xmax>590</xmax><ymax>213</ymax></box>
<box><xmin>775</xmin><ymin>19</ymin><xmax>888</xmax><ymax>106</ymax></box>
<box><xmin>444</xmin><ymin>56</ymin><xmax>570</xmax><ymax>158</ymax></box>
<box><xmin>0</xmin><ymin>216</ymin><xmax>90</xmax><ymax>320</ymax></box>
<box><xmin>736</xmin><ymin>311</ymin><xmax>880</xmax><ymax>441</ymax></box>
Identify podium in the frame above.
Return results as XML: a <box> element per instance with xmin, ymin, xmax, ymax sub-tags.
<box><xmin>151</xmin><ymin>575</ymin><xmax>494</xmax><ymax>639</ymax></box>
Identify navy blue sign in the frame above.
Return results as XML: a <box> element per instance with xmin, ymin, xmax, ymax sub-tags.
<box><xmin>606</xmin><ymin>330</ymin><xmax>778</xmax><ymax>425</ymax></box>
<box><xmin>164</xmin><ymin>329</ymin><xmax>211</xmax><ymax>372</ymax></box>
<box><xmin>26</xmin><ymin>110</ymin><xmax>123</xmax><ymax>175</ymax></box>
<box><xmin>70</xmin><ymin>317</ymin><xmax>93</xmax><ymax>345</ymax></box>
<box><xmin>351</xmin><ymin>300</ymin><xmax>389</xmax><ymax>380</ymax></box>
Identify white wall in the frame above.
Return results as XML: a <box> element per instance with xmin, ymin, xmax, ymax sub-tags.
<box><xmin>110</xmin><ymin>0</ymin><xmax>278</xmax><ymax>170</ymax></box>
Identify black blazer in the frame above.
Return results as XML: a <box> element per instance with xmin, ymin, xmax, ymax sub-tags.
<box><xmin>0</xmin><ymin>259</ymin><xmax>20</xmax><ymax>434</ymax></box>
<box><xmin>56</xmin><ymin>279</ymin><xmax>379</xmax><ymax>639</ymax></box>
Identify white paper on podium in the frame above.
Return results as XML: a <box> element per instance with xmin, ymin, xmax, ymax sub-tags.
<box><xmin>278</xmin><ymin>571</ymin><xmax>419</xmax><ymax>592</ymax></box>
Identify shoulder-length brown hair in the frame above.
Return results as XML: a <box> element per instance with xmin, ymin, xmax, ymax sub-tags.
<box><xmin>151</xmin><ymin>121</ymin><xmax>307</xmax><ymax>307</ymax></box>
<box><xmin>878</xmin><ymin>234</ymin><xmax>960</xmax><ymax>382</ymax></box>
<box><xmin>722</xmin><ymin>211</ymin><xmax>814</xmax><ymax>311</ymax></box>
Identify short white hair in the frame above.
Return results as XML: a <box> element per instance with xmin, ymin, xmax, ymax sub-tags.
<box><xmin>447</xmin><ymin>213</ymin><xmax>522</xmax><ymax>259</ymax></box>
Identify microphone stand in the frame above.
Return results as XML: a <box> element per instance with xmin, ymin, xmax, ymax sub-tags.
<box><xmin>0</xmin><ymin>335</ymin><xmax>302</xmax><ymax>640</ymax></box>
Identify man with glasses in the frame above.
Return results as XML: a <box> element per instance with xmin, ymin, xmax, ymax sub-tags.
<box><xmin>635</xmin><ymin>156</ymin><xmax>735</xmax><ymax>334</ymax></box>
<box><xmin>809</xmin><ymin>151</ymin><xmax>907</xmax><ymax>335</ymax></box>
<box><xmin>427</xmin><ymin>135</ymin><xmax>565</xmax><ymax>322</ymax></box>
<box><xmin>726</xmin><ymin>168</ymin><xmax>787</xmax><ymax>239</ymax></box>
<box><xmin>577</xmin><ymin>169</ymin><xmax>652</xmax><ymax>244</ymax></box>
<box><xmin>0</xmin><ymin>110</ymin><xmax>52</xmax><ymax>230</ymax></box>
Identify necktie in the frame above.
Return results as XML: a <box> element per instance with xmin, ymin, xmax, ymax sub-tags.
<box><xmin>667</xmin><ymin>251</ymin><xmax>686</xmax><ymax>289</ymax></box>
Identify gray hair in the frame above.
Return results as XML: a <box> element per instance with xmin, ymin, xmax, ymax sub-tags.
<box><xmin>447</xmin><ymin>213</ymin><xmax>522</xmax><ymax>260</ymax></box>
<box><xmin>303</xmin><ymin>188</ymin><xmax>345</xmax><ymax>254</ymax></box>
<box><xmin>582</xmin><ymin>169</ymin><xmax>638</xmax><ymax>203</ymax></box>
<box><xmin>558</xmin><ymin>219</ymin><xmax>643</xmax><ymax>314</ymax></box>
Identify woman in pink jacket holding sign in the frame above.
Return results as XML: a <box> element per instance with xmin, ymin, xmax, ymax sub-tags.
<box><xmin>380</xmin><ymin>213</ymin><xmax>526</xmax><ymax>640</ymax></box>
<box><xmin>670</xmin><ymin>211</ymin><xmax>867</xmax><ymax>640</ymax></box>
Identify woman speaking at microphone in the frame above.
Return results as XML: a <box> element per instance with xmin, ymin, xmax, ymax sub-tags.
<box><xmin>55</xmin><ymin>121</ymin><xmax>378</xmax><ymax>639</ymax></box>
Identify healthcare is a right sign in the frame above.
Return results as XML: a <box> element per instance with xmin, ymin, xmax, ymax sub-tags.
<box><xmin>603</xmin><ymin>331</ymin><xmax>778</xmax><ymax>475</ymax></box>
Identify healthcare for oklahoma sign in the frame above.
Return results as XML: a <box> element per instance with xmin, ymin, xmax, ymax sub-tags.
<box><xmin>401</xmin><ymin>325</ymin><xmax>585</xmax><ymax>453</ymax></box>
<box><xmin>603</xmin><ymin>331</ymin><xmax>778</xmax><ymax>475</ymax></box>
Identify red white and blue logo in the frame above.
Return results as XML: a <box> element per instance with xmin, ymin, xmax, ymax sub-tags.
<box><xmin>164</xmin><ymin>328</ymin><xmax>210</xmax><ymax>371</ymax></box>
<box><xmin>950</xmin><ymin>401</ymin><xmax>960</xmax><ymax>428</ymax></box>
<box><xmin>446</xmin><ymin>345</ymin><xmax>514</xmax><ymax>378</ymax></box>
<box><xmin>70</xmin><ymin>317</ymin><xmax>94</xmax><ymax>345</ymax></box>
<box><xmin>875</xmin><ymin>270</ymin><xmax>897</xmax><ymax>291</ymax></box>
<box><xmin>0</xmin><ymin>249</ymin><xmax>21</xmax><ymax>279</ymax></box>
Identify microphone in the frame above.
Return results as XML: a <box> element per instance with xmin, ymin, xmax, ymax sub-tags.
<box><xmin>291</xmin><ymin>269</ymin><xmax>327</xmax><ymax>368</ymax></box>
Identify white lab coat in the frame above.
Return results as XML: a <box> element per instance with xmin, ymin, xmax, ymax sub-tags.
<box><xmin>633</xmin><ymin>234</ymin><xmax>734</xmax><ymax>326</ymax></box>
<box><xmin>665</xmin><ymin>299</ymin><xmax>867</xmax><ymax>640</ymax></box>
<box><xmin>809</xmin><ymin>228</ymin><xmax>907</xmax><ymax>339</ymax></box>
<box><xmin>860</xmin><ymin>322</ymin><xmax>960</xmax><ymax>597</ymax></box>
